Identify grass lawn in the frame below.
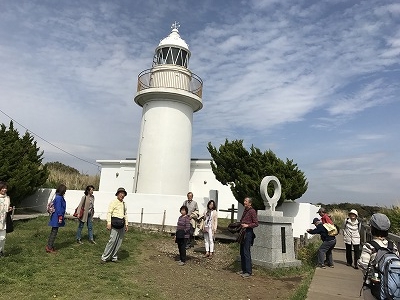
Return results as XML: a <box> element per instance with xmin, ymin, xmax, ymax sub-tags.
<box><xmin>1</xmin><ymin>216</ymin><xmax>162</xmax><ymax>300</ymax></box>
<box><xmin>1</xmin><ymin>216</ymin><xmax>315</xmax><ymax>300</ymax></box>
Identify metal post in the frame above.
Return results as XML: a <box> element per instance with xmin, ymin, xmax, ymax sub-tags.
<box><xmin>140</xmin><ymin>208</ymin><xmax>144</xmax><ymax>231</ymax></box>
<box><xmin>161</xmin><ymin>210</ymin><xmax>166</xmax><ymax>232</ymax></box>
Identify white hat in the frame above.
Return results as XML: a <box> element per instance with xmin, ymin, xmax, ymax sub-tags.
<box><xmin>349</xmin><ymin>209</ymin><xmax>358</xmax><ymax>217</ymax></box>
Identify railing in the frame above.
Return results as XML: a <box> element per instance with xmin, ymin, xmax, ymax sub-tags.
<box><xmin>360</xmin><ymin>223</ymin><xmax>400</xmax><ymax>249</ymax></box>
<box><xmin>136</xmin><ymin>68</ymin><xmax>203</xmax><ymax>98</ymax></box>
<box><xmin>219</xmin><ymin>204</ymin><xmax>238</xmax><ymax>223</ymax></box>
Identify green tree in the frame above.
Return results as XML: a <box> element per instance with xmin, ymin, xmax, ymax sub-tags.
<box><xmin>207</xmin><ymin>139</ymin><xmax>308</xmax><ymax>210</ymax></box>
<box><xmin>0</xmin><ymin>121</ymin><xmax>48</xmax><ymax>205</ymax></box>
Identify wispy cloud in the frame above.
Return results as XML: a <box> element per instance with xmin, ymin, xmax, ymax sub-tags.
<box><xmin>0</xmin><ymin>1</ymin><xmax>399</xmax><ymax>205</ymax></box>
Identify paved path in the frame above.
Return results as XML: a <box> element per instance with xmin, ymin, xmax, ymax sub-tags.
<box><xmin>306</xmin><ymin>234</ymin><xmax>364</xmax><ymax>299</ymax></box>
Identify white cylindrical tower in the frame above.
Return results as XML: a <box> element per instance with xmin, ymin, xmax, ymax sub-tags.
<box><xmin>133</xmin><ymin>23</ymin><xmax>203</xmax><ymax>195</ymax></box>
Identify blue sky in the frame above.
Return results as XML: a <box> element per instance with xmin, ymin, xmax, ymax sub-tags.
<box><xmin>0</xmin><ymin>0</ymin><xmax>399</xmax><ymax>206</ymax></box>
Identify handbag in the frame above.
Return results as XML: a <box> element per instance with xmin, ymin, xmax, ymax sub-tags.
<box><xmin>73</xmin><ymin>196</ymin><xmax>86</xmax><ymax>219</ymax></box>
<box><xmin>176</xmin><ymin>229</ymin><xmax>186</xmax><ymax>239</ymax></box>
<box><xmin>111</xmin><ymin>217</ymin><xmax>125</xmax><ymax>229</ymax></box>
<box><xmin>236</xmin><ymin>228</ymin><xmax>246</xmax><ymax>244</ymax></box>
<box><xmin>6</xmin><ymin>211</ymin><xmax>13</xmax><ymax>233</ymax></box>
<box><xmin>228</xmin><ymin>222</ymin><xmax>242</xmax><ymax>233</ymax></box>
<box><xmin>73</xmin><ymin>206</ymin><xmax>85</xmax><ymax>219</ymax></box>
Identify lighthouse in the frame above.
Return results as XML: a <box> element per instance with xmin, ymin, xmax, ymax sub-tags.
<box><xmin>133</xmin><ymin>23</ymin><xmax>203</xmax><ymax>195</ymax></box>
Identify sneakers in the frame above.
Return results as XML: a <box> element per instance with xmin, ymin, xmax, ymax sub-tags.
<box><xmin>318</xmin><ymin>264</ymin><xmax>326</xmax><ymax>269</ymax></box>
<box><xmin>76</xmin><ymin>239</ymin><xmax>83</xmax><ymax>244</ymax></box>
<box><xmin>178</xmin><ymin>261</ymin><xmax>185</xmax><ymax>266</ymax></box>
<box><xmin>89</xmin><ymin>240</ymin><xmax>96</xmax><ymax>244</ymax></box>
<box><xmin>236</xmin><ymin>271</ymin><xmax>244</xmax><ymax>275</ymax></box>
<box><xmin>241</xmin><ymin>273</ymin><xmax>251</xmax><ymax>278</ymax></box>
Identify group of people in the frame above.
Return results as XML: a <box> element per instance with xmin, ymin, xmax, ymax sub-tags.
<box><xmin>45</xmin><ymin>184</ymin><xmax>128</xmax><ymax>264</ymax></box>
<box><xmin>175</xmin><ymin>193</ymin><xmax>259</xmax><ymax>280</ymax></box>
<box><xmin>308</xmin><ymin>207</ymin><xmax>399</xmax><ymax>299</ymax></box>
<box><xmin>307</xmin><ymin>207</ymin><xmax>363</xmax><ymax>269</ymax></box>
<box><xmin>175</xmin><ymin>192</ymin><xmax>219</xmax><ymax>266</ymax></box>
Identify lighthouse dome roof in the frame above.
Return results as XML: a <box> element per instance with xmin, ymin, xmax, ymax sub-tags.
<box><xmin>158</xmin><ymin>23</ymin><xmax>189</xmax><ymax>50</ymax></box>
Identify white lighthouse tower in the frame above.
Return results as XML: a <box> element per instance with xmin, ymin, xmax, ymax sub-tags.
<box><xmin>133</xmin><ymin>23</ymin><xmax>203</xmax><ymax>195</ymax></box>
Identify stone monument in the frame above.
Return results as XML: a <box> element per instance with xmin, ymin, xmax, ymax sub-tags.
<box><xmin>252</xmin><ymin>176</ymin><xmax>301</xmax><ymax>268</ymax></box>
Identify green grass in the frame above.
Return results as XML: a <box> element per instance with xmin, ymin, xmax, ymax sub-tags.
<box><xmin>2</xmin><ymin>216</ymin><xmax>163</xmax><ymax>300</ymax></box>
<box><xmin>3</xmin><ymin>216</ymin><xmax>316</xmax><ymax>300</ymax></box>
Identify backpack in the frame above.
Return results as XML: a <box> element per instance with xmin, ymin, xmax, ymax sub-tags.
<box><xmin>46</xmin><ymin>197</ymin><xmax>55</xmax><ymax>214</ymax></box>
<box><xmin>323</xmin><ymin>223</ymin><xmax>339</xmax><ymax>236</ymax></box>
<box><xmin>363</xmin><ymin>240</ymin><xmax>400</xmax><ymax>300</ymax></box>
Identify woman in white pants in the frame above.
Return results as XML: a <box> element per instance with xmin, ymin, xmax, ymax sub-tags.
<box><xmin>202</xmin><ymin>200</ymin><xmax>218</xmax><ymax>259</ymax></box>
<box><xmin>0</xmin><ymin>181</ymin><xmax>13</xmax><ymax>257</ymax></box>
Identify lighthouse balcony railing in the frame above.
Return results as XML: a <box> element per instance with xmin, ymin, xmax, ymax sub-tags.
<box><xmin>137</xmin><ymin>68</ymin><xmax>203</xmax><ymax>98</ymax></box>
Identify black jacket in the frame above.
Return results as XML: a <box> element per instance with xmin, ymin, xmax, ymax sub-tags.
<box><xmin>308</xmin><ymin>223</ymin><xmax>335</xmax><ymax>241</ymax></box>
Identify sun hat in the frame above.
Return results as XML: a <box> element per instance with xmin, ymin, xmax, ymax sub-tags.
<box><xmin>115</xmin><ymin>187</ymin><xmax>127</xmax><ymax>196</ymax></box>
<box><xmin>370</xmin><ymin>213</ymin><xmax>390</xmax><ymax>231</ymax></box>
<box><xmin>348</xmin><ymin>209</ymin><xmax>358</xmax><ymax>217</ymax></box>
<box><xmin>312</xmin><ymin>217</ymin><xmax>320</xmax><ymax>224</ymax></box>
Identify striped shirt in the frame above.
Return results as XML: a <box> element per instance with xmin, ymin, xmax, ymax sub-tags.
<box><xmin>358</xmin><ymin>238</ymin><xmax>399</xmax><ymax>271</ymax></box>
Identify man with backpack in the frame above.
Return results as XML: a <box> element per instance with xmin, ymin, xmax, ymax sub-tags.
<box><xmin>358</xmin><ymin>213</ymin><xmax>400</xmax><ymax>300</ymax></box>
<box><xmin>307</xmin><ymin>217</ymin><xmax>336</xmax><ymax>269</ymax></box>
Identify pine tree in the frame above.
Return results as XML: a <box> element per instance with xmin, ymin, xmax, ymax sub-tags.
<box><xmin>207</xmin><ymin>139</ymin><xmax>308</xmax><ymax>210</ymax></box>
<box><xmin>0</xmin><ymin>121</ymin><xmax>48</xmax><ymax>205</ymax></box>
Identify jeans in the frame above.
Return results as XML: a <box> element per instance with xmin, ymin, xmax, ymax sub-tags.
<box><xmin>345</xmin><ymin>243</ymin><xmax>360</xmax><ymax>266</ymax></box>
<box><xmin>177</xmin><ymin>238</ymin><xmax>187</xmax><ymax>262</ymax></box>
<box><xmin>318</xmin><ymin>239</ymin><xmax>336</xmax><ymax>266</ymax></box>
<box><xmin>240</xmin><ymin>228</ymin><xmax>253</xmax><ymax>275</ymax></box>
<box><xmin>76</xmin><ymin>214</ymin><xmax>94</xmax><ymax>240</ymax></box>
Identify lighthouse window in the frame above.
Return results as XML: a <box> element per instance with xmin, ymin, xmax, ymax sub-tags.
<box><xmin>154</xmin><ymin>47</ymin><xmax>189</xmax><ymax>67</ymax></box>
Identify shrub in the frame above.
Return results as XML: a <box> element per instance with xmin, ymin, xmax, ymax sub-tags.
<box><xmin>381</xmin><ymin>206</ymin><xmax>400</xmax><ymax>235</ymax></box>
<box><xmin>328</xmin><ymin>209</ymin><xmax>347</xmax><ymax>227</ymax></box>
<box><xmin>297</xmin><ymin>240</ymin><xmax>321</xmax><ymax>266</ymax></box>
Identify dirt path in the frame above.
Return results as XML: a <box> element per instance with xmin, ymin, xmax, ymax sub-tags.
<box><xmin>135</xmin><ymin>236</ymin><xmax>301</xmax><ymax>300</ymax></box>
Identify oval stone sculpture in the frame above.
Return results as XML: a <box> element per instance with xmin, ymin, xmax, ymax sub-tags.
<box><xmin>260</xmin><ymin>176</ymin><xmax>282</xmax><ymax>212</ymax></box>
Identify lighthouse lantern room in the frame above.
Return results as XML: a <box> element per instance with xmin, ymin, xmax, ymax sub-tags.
<box><xmin>133</xmin><ymin>23</ymin><xmax>203</xmax><ymax>196</ymax></box>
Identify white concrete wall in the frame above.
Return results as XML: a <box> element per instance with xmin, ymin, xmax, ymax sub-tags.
<box><xmin>98</xmin><ymin>160</ymin><xmax>136</xmax><ymax>193</ymax></box>
<box><xmin>20</xmin><ymin>189</ymin><xmax>318</xmax><ymax>238</ymax></box>
<box><xmin>97</xmin><ymin>159</ymin><xmax>239</xmax><ymax>219</ymax></box>
<box><xmin>276</xmin><ymin>201</ymin><xmax>320</xmax><ymax>238</ymax></box>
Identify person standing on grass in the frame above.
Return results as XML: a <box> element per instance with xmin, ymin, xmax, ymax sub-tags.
<box><xmin>0</xmin><ymin>181</ymin><xmax>13</xmax><ymax>257</ymax></box>
<box><xmin>343</xmin><ymin>209</ymin><xmax>361</xmax><ymax>269</ymax></box>
<box><xmin>101</xmin><ymin>187</ymin><xmax>128</xmax><ymax>263</ymax></box>
<box><xmin>317</xmin><ymin>207</ymin><xmax>334</xmax><ymax>224</ymax></box>
<box><xmin>75</xmin><ymin>185</ymin><xmax>96</xmax><ymax>244</ymax></box>
<box><xmin>46</xmin><ymin>184</ymin><xmax>67</xmax><ymax>253</ymax></box>
<box><xmin>175</xmin><ymin>205</ymin><xmax>191</xmax><ymax>266</ymax></box>
<box><xmin>202</xmin><ymin>200</ymin><xmax>218</xmax><ymax>259</ymax></box>
<box><xmin>238</xmin><ymin>197</ymin><xmax>258</xmax><ymax>278</ymax></box>
<box><xmin>307</xmin><ymin>217</ymin><xmax>336</xmax><ymax>269</ymax></box>
<box><xmin>182</xmin><ymin>192</ymin><xmax>199</xmax><ymax>249</ymax></box>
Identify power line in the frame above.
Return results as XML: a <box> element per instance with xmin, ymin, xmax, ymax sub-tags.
<box><xmin>0</xmin><ymin>109</ymin><xmax>101</xmax><ymax>170</ymax></box>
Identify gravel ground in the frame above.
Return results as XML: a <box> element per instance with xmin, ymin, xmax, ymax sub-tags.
<box><xmin>134</xmin><ymin>234</ymin><xmax>301</xmax><ymax>300</ymax></box>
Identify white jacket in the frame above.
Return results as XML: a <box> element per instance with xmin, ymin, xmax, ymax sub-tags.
<box><xmin>343</xmin><ymin>217</ymin><xmax>361</xmax><ymax>245</ymax></box>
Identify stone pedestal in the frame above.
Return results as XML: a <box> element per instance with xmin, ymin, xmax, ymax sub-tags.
<box><xmin>252</xmin><ymin>210</ymin><xmax>301</xmax><ymax>268</ymax></box>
